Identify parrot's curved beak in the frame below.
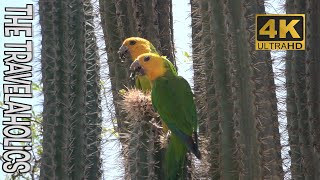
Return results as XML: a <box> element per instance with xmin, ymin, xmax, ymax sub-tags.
<box><xmin>118</xmin><ymin>45</ymin><xmax>130</xmax><ymax>61</ymax></box>
<box><xmin>130</xmin><ymin>60</ymin><xmax>145</xmax><ymax>78</ymax></box>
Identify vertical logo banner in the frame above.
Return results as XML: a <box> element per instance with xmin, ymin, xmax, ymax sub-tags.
<box><xmin>1</xmin><ymin>2</ymin><xmax>34</xmax><ymax>177</ymax></box>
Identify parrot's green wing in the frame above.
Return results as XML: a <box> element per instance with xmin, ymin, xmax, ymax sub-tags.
<box><xmin>152</xmin><ymin>75</ymin><xmax>195</xmax><ymax>134</ymax></box>
<box><xmin>152</xmin><ymin>75</ymin><xmax>200</xmax><ymax>179</ymax></box>
<box><xmin>152</xmin><ymin>75</ymin><xmax>199</xmax><ymax>152</ymax></box>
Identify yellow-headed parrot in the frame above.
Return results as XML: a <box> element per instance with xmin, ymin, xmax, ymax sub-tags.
<box><xmin>118</xmin><ymin>37</ymin><xmax>177</xmax><ymax>91</ymax></box>
<box><xmin>118</xmin><ymin>37</ymin><xmax>176</xmax><ymax>134</ymax></box>
<box><xmin>130</xmin><ymin>53</ymin><xmax>201</xmax><ymax>179</ymax></box>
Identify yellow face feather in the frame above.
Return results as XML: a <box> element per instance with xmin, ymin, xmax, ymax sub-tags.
<box><xmin>121</xmin><ymin>37</ymin><xmax>156</xmax><ymax>60</ymax></box>
<box><xmin>135</xmin><ymin>53</ymin><xmax>166</xmax><ymax>81</ymax></box>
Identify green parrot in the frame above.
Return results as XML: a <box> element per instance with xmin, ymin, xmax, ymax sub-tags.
<box><xmin>130</xmin><ymin>53</ymin><xmax>201</xmax><ymax>179</ymax></box>
<box><xmin>118</xmin><ymin>37</ymin><xmax>177</xmax><ymax>134</ymax></box>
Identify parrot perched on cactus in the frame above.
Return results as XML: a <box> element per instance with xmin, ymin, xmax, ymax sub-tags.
<box><xmin>118</xmin><ymin>37</ymin><xmax>177</xmax><ymax>91</ymax></box>
<box><xmin>130</xmin><ymin>53</ymin><xmax>201</xmax><ymax>179</ymax></box>
<box><xmin>118</xmin><ymin>37</ymin><xmax>176</xmax><ymax>134</ymax></box>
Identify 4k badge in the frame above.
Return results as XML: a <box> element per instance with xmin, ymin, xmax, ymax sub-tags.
<box><xmin>256</xmin><ymin>14</ymin><xmax>305</xmax><ymax>50</ymax></box>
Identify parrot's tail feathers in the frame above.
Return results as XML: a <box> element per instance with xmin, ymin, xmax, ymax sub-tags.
<box><xmin>187</xmin><ymin>137</ymin><xmax>202</xmax><ymax>160</ymax></box>
<box><xmin>193</xmin><ymin>131</ymin><xmax>202</xmax><ymax>160</ymax></box>
<box><xmin>181</xmin><ymin>132</ymin><xmax>201</xmax><ymax>160</ymax></box>
<box><xmin>193</xmin><ymin>147</ymin><xmax>202</xmax><ymax>160</ymax></box>
<box><xmin>194</xmin><ymin>131</ymin><xmax>199</xmax><ymax>147</ymax></box>
<box><xmin>171</xmin><ymin>127</ymin><xmax>202</xmax><ymax>160</ymax></box>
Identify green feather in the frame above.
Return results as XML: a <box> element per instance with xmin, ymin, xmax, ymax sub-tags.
<box><xmin>152</xmin><ymin>73</ymin><xmax>197</xmax><ymax>137</ymax></box>
<box><xmin>135</xmin><ymin>75</ymin><xmax>151</xmax><ymax>92</ymax></box>
<box><xmin>151</xmin><ymin>57</ymin><xmax>201</xmax><ymax>179</ymax></box>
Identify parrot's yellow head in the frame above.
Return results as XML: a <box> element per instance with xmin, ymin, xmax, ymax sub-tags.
<box><xmin>130</xmin><ymin>53</ymin><xmax>167</xmax><ymax>81</ymax></box>
<box><xmin>118</xmin><ymin>37</ymin><xmax>157</xmax><ymax>61</ymax></box>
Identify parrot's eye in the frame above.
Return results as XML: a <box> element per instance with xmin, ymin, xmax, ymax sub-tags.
<box><xmin>144</xmin><ymin>56</ymin><xmax>150</xmax><ymax>62</ymax></box>
<box><xmin>129</xmin><ymin>40</ymin><xmax>136</xmax><ymax>45</ymax></box>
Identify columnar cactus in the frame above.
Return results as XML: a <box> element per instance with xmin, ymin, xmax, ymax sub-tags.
<box><xmin>39</xmin><ymin>0</ymin><xmax>102</xmax><ymax>179</ymax></box>
<box><xmin>285</xmin><ymin>0</ymin><xmax>320</xmax><ymax>179</ymax></box>
<box><xmin>99</xmin><ymin>0</ymin><xmax>175</xmax><ymax>178</ymax></box>
<box><xmin>191</xmin><ymin>0</ymin><xmax>283</xmax><ymax>179</ymax></box>
<box><xmin>99</xmin><ymin>0</ymin><xmax>176</xmax><ymax>133</ymax></box>
<box><xmin>120</xmin><ymin>89</ymin><xmax>164</xmax><ymax>179</ymax></box>
<box><xmin>190</xmin><ymin>0</ymin><xmax>207</xmax><ymax>133</ymax></box>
